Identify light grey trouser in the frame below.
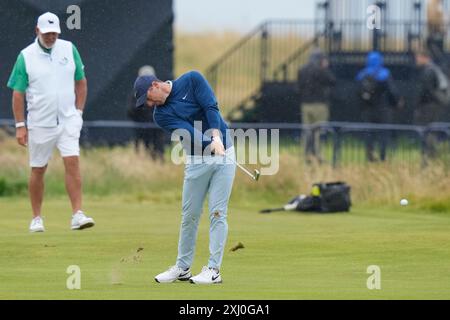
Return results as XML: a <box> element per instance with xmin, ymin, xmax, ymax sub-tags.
<box><xmin>301</xmin><ymin>102</ymin><xmax>329</xmax><ymax>159</ymax></box>
<box><xmin>176</xmin><ymin>147</ymin><xmax>236</xmax><ymax>270</ymax></box>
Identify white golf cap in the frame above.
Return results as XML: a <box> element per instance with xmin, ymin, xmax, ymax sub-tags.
<box><xmin>37</xmin><ymin>12</ymin><xmax>61</xmax><ymax>34</ymax></box>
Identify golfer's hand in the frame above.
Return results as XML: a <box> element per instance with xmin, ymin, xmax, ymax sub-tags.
<box><xmin>16</xmin><ymin>127</ymin><xmax>28</xmax><ymax>147</ymax></box>
<box><xmin>211</xmin><ymin>136</ymin><xmax>225</xmax><ymax>156</ymax></box>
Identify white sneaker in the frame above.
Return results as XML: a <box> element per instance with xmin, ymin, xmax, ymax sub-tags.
<box><xmin>190</xmin><ymin>266</ymin><xmax>222</xmax><ymax>284</ymax></box>
<box><xmin>29</xmin><ymin>216</ymin><xmax>45</xmax><ymax>233</ymax></box>
<box><xmin>71</xmin><ymin>211</ymin><xmax>95</xmax><ymax>230</ymax></box>
<box><xmin>155</xmin><ymin>265</ymin><xmax>192</xmax><ymax>283</ymax></box>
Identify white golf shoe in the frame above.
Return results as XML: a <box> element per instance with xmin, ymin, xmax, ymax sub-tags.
<box><xmin>71</xmin><ymin>211</ymin><xmax>95</xmax><ymax>230</ymax></box>
<box><xmin>190</xmin><ymin>266</ymin><xmax>222</xmax><ymax>284</ymax></box>
<box><xmin>155</xmin><ymin>265</ymin><xmax>192</xmax><ymax>283</ymax></box>
<box><xmin>29</xmin><ymin>216</ymin><xmax>45</xmax><ymax>233</ymax></box>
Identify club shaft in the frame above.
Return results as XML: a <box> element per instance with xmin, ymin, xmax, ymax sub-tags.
<box><xmin>226</xmin><ymin>155</ymin><xmax>256</xmax><ymax>179</ymax></box>
<box><xmin>236</xmin><ymin>162</ymin><xmax>256</xmax><ymax>180</ymax></box>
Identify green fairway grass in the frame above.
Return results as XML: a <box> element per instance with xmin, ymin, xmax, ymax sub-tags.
<box><xmin>1</xmin><ymin>197</ymin><xmax>449</xmax><ymax>300</ymax></box>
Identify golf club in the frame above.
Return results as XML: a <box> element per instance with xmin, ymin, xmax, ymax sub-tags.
<box><xmin>225</xmin><ymin>155</ymin><xmax>260</xmax><ymax>181</ymax></box>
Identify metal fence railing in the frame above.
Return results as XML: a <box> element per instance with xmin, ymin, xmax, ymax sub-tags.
<box><xmin>1</xmin><ymin>120</ymin><xmax>449</xmax><ymax>169</ymax></box>
<box><xmin>205</xmin><ymin>20</ymin><xmax>320</xmax><ymax>114</ymax></box>
<box><xmin>229</xmin><ymin>121</ymin><xmax>450</xmax><ymax>169</ymax></box>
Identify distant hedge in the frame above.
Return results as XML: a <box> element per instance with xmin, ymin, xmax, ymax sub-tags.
<box><xmin>0</xmin><ymin>177</ymin><xmax>27</xmax><ymax>197</ymax></box>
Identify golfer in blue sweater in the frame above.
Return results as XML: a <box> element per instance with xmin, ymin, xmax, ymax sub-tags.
<box><xmin>134</xmin><ymin>71</ymin><xmax>236</xmax><ymax>284</ymax></box>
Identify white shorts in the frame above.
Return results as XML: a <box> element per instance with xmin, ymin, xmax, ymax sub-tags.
<box><xmin>28</xmin><ymin>115</ymin><xmax>83</xmax><ymax>167</ymax></box>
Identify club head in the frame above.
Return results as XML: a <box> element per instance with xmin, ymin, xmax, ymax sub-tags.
<box><xmin>254</xmin><ymin>169</ymin><xmax>260</xmax><ymax>181</ymax></box>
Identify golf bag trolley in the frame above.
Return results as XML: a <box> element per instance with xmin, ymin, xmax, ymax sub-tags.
<box><xmin>260</xmin><ymin>182</ymin><xmax>352</xmax><ymax>214</ymax></box>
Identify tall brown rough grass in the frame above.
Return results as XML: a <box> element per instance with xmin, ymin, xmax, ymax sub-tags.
<box><xmin>1</xmin><ymin>131</ymin><xmax>448</xmax><ymax>208</ymax></box>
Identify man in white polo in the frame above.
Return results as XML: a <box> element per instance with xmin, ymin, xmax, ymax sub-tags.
<box><xmin>7</xmin><ymin>12</ymin><xmax>95</xmax><ymax>232</ymax></box>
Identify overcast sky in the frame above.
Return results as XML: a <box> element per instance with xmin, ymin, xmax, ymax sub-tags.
<box><xmin>174</xmin><ymin>0</ymin><xmax>316</xmax><ymax>33</ymax></box>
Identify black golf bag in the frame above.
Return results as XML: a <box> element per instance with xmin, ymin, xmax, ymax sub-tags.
<box><xmin>260</xmin><ymin>182</ymin><xmax>351</xmax><ymax>214</ymax></box>
<box><xmin>310</xmin><ymin>182</ymin><xmax>352</xmax><ymax>213</ymax></box>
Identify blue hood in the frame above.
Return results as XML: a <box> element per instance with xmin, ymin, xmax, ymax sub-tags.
<box><xmin>356</xmin><ymin>51</ymin><xmax>390</xmax><ymax>81</ymax></box>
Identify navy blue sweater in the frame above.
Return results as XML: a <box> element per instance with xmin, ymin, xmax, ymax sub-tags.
<box><xmin>153</xmin><ymin>71</ymin><xmax>231</xmax><ymax>155</ymax></box>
